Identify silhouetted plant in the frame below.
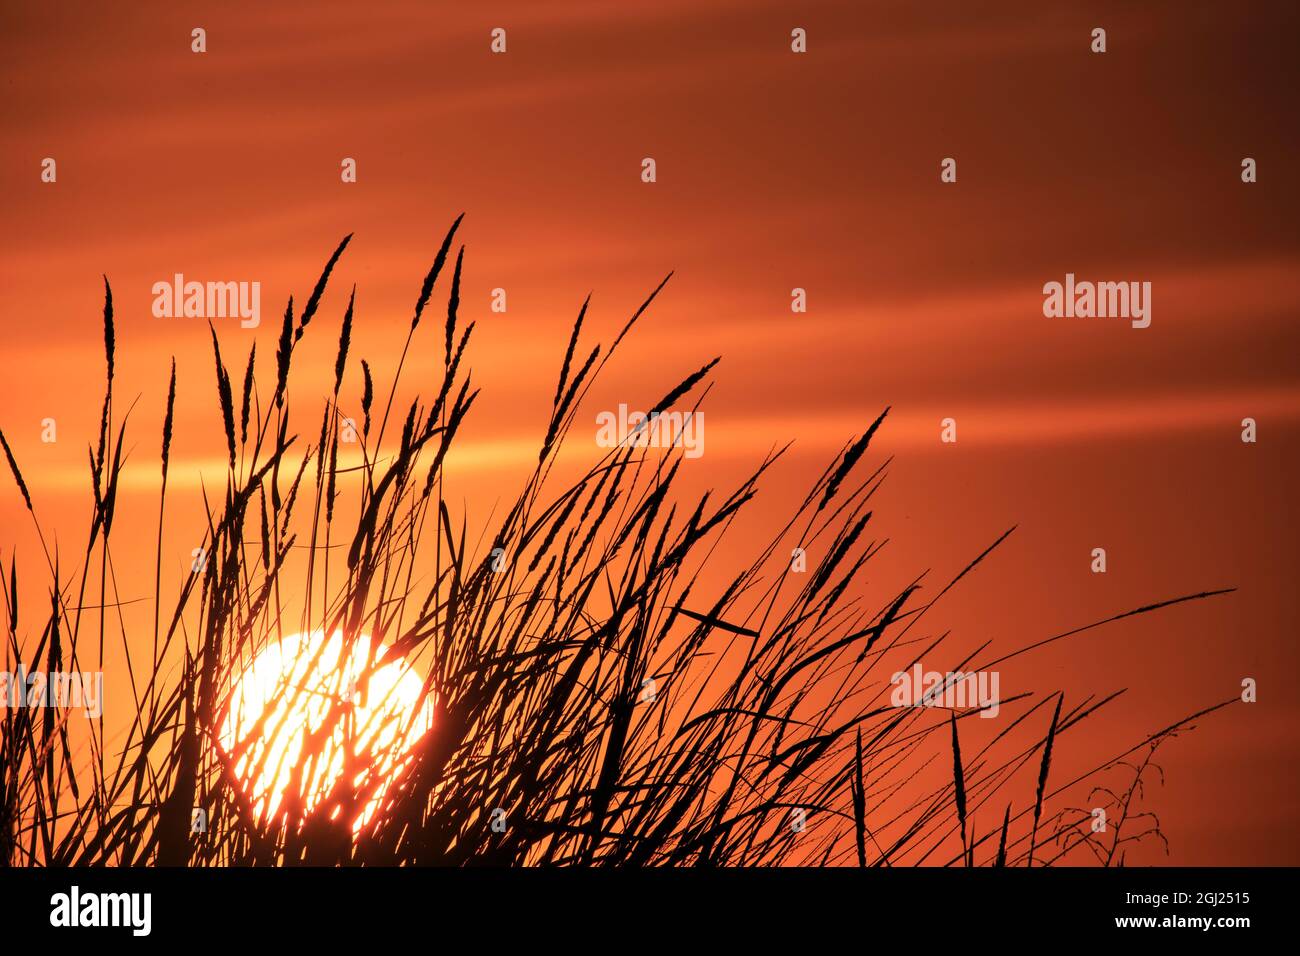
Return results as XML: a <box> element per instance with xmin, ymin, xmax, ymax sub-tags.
<box><xmin>0</xmin><ymin>218</ymin><xmax>1237</xmax><ymax>866</ymax></box>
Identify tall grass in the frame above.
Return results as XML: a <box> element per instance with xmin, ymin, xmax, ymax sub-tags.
<box><xmin>0</xmin><ymin>218</ymin><xmax>1237</xmax><ymax>866</ymax></box>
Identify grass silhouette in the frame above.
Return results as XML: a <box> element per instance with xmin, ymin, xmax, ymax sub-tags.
<box><xmin>0</xmin><ymin>217</ymin><xmax>1237</xmax><ymax>866</ymax></box>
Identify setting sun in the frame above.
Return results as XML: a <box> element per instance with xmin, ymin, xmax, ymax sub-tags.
<box><xmin>217</xmin><ymin>630</ymin><xmax>433</xmax><ymax>831</ymax></box>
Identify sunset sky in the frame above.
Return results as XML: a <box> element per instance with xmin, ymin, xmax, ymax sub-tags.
<box><xmin>1</xmin><ymin>0</ymin><xmax>1297</xmax><ymax>863</ymax></box>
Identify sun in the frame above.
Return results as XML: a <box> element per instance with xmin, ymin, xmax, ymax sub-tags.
<box><xmin>217</xmin><ymin>630</ymin><xmax>433</xmax><ymax>832</ymax></box>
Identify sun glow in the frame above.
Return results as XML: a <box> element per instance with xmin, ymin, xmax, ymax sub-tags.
<box><xmin>217</xmin><ymin>630</ymin><xmax>433</xmax><ymax>832</ymax></box>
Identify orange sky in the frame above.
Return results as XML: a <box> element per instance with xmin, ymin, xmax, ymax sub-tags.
<box><xmin>1</xmin><ymin>0</ymin><xmax>1297</xmax><ymax>863</ymax></box>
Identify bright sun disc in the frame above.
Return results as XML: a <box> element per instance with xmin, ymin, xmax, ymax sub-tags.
<box><xmin>217</xmin><ymin>630</ymin><xmax>433</xmax><ymax>831</ymax></box>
